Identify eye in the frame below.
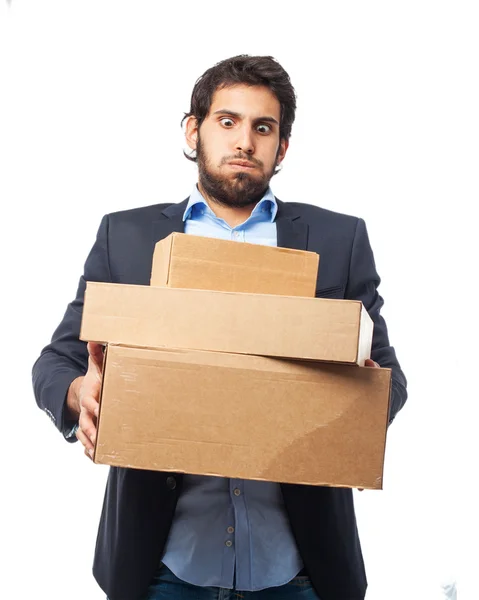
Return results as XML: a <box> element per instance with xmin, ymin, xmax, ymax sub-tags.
<box><xmin>220</xmin><ymin>117</ymin><xmax>235</xmax><ymax>128</ymax></box>
<box><xmin>256</xmin><ymin>123</ymin><xmax>272</xmax><ymax>134</ymax></box>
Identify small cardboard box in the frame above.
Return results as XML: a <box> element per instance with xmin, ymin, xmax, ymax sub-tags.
<box><xmin>150</xmin><ymin>233</ymin><xmax>320</xmax><ymax>297</ymax></box>
<box><xmin>81</xmin><ymin>282</ymin><xmax>374</xmax><ymax>365</ymax></box>
<box><xmin>94</xmin><ymin>344</ymin><xmax>391</xmax><ymax>489</ymax></box>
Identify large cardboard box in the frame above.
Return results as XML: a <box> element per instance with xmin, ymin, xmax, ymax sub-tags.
<box><xmin>94</xmin><ymin>344</ymin><xmax>391</xmax><ymax>489</ymax></box>
<box><xmin>81</xmin><ymin>282</ymin><xmax>374</xmax><ymax>365</ymax></box>
<box><xmin>151</xmin><ymin>232</ymin><xmax>319</xmax><ymax>297</ymax></box>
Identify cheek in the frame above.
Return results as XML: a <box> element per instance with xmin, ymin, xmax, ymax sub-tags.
<box><xmin>208</xmin><ymin>134</ymin><xmax>232</xmax><ymax>161</ymax></box>
<box><xmin>263</xmin><ymin>138</ymin><xmax>281</xmax><ymax>159</ymax></box>
<box><xmin>263</xmin><ymin>149</ymin><xmax>280</xmax><ymax>171</ymax></box>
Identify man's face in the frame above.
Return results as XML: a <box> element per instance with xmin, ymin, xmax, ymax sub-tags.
<box><xmin>186</xmin><ymin>84</ymin><xmax>288</xmax><ymax>208</ymax></box>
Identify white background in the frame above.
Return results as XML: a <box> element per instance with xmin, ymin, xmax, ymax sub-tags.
<box><xmin>1</xmin><ymin>1</ymin><xmax>478</xmax><ymax>599</ymax></box>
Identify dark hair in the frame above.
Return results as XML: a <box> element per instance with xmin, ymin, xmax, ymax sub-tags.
<box><xmin>182</xmin><ymin>55</ymin><xmax>297</xmax><ymax>162</ymax></box>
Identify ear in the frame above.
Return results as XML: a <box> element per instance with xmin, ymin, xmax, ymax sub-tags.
<box><xmin>185</xmin><ymin>116</ymin><xmax>199</xmax><ymax>151</ymax></box>
<box><xmin>276</xmin><ymin>138</ymin><xmax>289</xmax><ymax>165</ymax></box>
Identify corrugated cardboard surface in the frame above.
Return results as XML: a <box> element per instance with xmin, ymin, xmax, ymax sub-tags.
<box><xmin>150</xmin><ymin>232</ymin><xmax>319</xmax><ymax>297</ymax></box>
<box><xmin>94</xmin><ymin>344</ymin><xmax>392</xmax><ymax>489</ymax></box>
<box><xmin>81</xmin><ymin>282</ymin><xmax>373</xmax><ymax>365</ymax></box>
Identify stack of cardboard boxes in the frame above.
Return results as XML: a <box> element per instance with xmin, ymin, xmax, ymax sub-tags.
<box><xmin>80</xmin><ymin>233</ymin><xmax>392</xmax><ymax>489</ymax></box>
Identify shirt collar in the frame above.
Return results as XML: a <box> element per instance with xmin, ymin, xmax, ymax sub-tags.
<box><xmin>182</xmin><ymin>185</ymin><xmax>278</xmax><ymax>223</ymax></box>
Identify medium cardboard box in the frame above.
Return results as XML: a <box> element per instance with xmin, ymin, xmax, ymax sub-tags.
<box><xmin>150</xmin><ymin>232</ymin><xmax>320</xmax><ymax>297</ymax></box>
<box><xmin>94</xmin><ymin>344</ymin><xmax>391</xmax><ymax>489</ymax></box>
<box><xmin>81</xmin><ymin>282</ymin><xmax>374</xmax><ymax>365</ymax></box>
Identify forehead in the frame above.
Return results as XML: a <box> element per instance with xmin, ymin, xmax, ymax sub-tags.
<box><xmin>208</xmin><ymin>84</ymin><xmax>281</xmax><ymax>120</ymax></box>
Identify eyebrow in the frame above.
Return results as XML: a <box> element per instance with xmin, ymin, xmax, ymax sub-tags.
<box><xmin>212</xmin><ymin>109</ymin><xmax>279</xmax><ymax>126</ymax></box>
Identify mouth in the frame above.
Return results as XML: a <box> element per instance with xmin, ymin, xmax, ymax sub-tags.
<box><xmin>227</xmin><ymin>160</ymin><xmax>257</xmax><ymax>170</ymax></box>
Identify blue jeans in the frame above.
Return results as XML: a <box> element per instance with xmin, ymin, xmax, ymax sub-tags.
<box><xmin>137</xmin><ymin>564</ymin><xmax>321</xmax><ymax>600</ymax></box>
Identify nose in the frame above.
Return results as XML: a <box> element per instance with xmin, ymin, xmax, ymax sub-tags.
<box><xmin>235</xmin><ymin>126</ymin><xmax>255</xmax><ymax>155</ymax></box>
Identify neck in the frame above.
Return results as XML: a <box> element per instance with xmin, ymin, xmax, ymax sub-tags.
<box><xmin>197</xmin><ymin>182</ymin><xmax>258</xmax><ymax>228</ymax></box>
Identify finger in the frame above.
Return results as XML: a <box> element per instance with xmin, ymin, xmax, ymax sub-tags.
<box><xmin>364</xmin><ymin>359</ymin><xmax>380</xmax><ymax>368</ymax></box>
<box><xmin>88</xmin><ymin>342</ymin><xmax>105</xmax><ymax>374</ymax></box>
<box><xmin>84</xmin><ymin>447</ymin><xmax>94</xmax><ymax>461</ymax></box>
<box><xmin>79</xmin><ymin>410</ymin><xmax>98</xmax><ymax>446</ymax></box>
<box><xmin>80</xmin><ymin>373</ymin><xmax>101</xmax><ymax>406</ymax></box>
<box><xmin>88</xmin><ymin>357</ymin><xmax>103</xmax><ymax>384</ymax></box>
<box><xmin>76</xmin><ymin>426</ymin><xmax>94</xmax><ymax>456</ymax></box>
<box><xmin>358</xmin><ymin>488</ymin><xmax>364</xmax><ymax>492</ymax></box>
<box><xmin>81</xmin><ymin>394</ymin><xmax>100</xmax><ymax>418</ymax></box>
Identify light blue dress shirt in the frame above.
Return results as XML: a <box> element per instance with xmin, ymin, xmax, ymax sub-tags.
<box><xmin>160</xmin><ymin>185</ymin><xmax>304</xmax><ymax>591</ymax></box>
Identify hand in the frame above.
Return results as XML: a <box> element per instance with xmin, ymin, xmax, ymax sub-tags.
<box><xmin>74</xmin><ymin>342</ymin><xmax>105</xmax><ymax>460</ymax></box>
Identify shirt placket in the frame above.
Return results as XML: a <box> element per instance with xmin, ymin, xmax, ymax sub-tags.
<box><xmin>220</xmin><ymin>499</ymin><xmax>236</xmax><ymax>587</ymax></box>
<box><xmin>230</xmin><ymin>479</ymin><xmax>252</xmax><ymax>590</ymax></box>
<box><xmin>231</xmin><ymin>228</ymin><xmax>245</xmax><ymax>242</ymax></box>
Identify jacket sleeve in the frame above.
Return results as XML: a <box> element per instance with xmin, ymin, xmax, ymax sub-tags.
<box><xmin>32</xmin><ymin>215</ymin><xmax>112</xmax><ymax>442</ymax></box>
<box><xmin>345</xmin><ymin>217</ymin><xmax>407</xmax><ymax>424</ymax></box>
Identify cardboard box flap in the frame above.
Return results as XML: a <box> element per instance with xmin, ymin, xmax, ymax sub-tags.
<box><xmin>150</xmin><ymin>234</ymin><xmax>174</xmax><ymax>287</ymax></box>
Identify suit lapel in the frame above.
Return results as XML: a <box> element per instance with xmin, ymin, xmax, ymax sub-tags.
<box><xmin>275</xmin><ymin>198</ymin><xmax>309</xmax><ymax>251</ymax></box>
<box><xmin>151</xmin><ymin>198</ymin><xmax>189</xmax><ymax>248</ymax></box>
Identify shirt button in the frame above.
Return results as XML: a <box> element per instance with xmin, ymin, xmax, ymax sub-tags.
<box><xmin>227</xmin><ymin>526</ymin><xmax>235</xmax><ymax>534</ymax></box>
<box><xmin>233</xmin><ymin>231</ymin><xmax>240</xmax><ymax>238</ymax></box>
<box><xmin>233</xmin><ymin>488</ymin><xmax>241</xmax><ymax>496</ymax></box>
<box><xmin>225</xmin><ymin>540</ymin><xmax>233</xmax><ymax>547</ymax></box>
<box><xmin>166</xmin><ymin>476</ymin><xmax>176</xmax><ymax>490</ymax></box>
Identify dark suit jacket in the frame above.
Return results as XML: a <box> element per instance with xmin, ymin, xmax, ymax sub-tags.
<box><xmin>32</xmin><ymin>197</ymin><xmax>407</xmax><ymax>600</ymax></box>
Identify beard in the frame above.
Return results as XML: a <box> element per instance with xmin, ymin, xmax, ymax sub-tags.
<box><xmin>196</xmin><ymin>135</ymin><xmax>278</xmax><ymax>209</ymax></box>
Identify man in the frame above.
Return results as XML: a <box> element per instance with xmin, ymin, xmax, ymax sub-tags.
<box><xmin>32</xmin><ymin>55</ymin><xmax>407</xmax><ymax>600</ymax></box>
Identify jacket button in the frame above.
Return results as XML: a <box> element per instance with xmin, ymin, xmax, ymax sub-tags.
<box><xmin>166</xmin><ymin>476</ymin><xmax>176</xmax><ymax>490</ymax></box>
